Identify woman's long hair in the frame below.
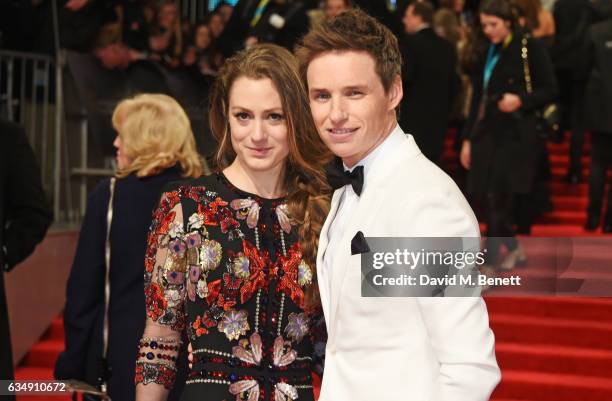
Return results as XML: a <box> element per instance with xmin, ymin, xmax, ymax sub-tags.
<box><xmin>515</xmin><ymin>0</ymin><xmax>542</xmax><ymax>32</ymax></box>
<box><xmin>209</xmin><ymin>44</ymin><xmax>332</xmax><ymax>310</ymax></box>
<box><xmin>463</xmin><ymin>0</ymin><xmax>520</xmax><ymax>72</ymax></box>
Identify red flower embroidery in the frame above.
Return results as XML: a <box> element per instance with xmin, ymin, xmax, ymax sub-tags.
<box><xmin>192</xmin><ymin>315</ymin><xmax>209</xmax><ymax>336</ymax></box>
<box><xmin>157</xmin><ymin>210</ymin><xmax>176</xmax><ymax>235</ymax></box>
<box><xmin>240</xmin><ymin>240</ymin><xmax>270</xmax><ymax>304</ymax></box>
<box><xmin>145</xmin><ymin>283</ymin><xmax>168</xmax><ymax>321</ymax></box>
<box><xmin>144</xmin><ymin>191</ymin><xmax>181</xmax><ymax>273</ymax></box>
<box><xmin>199</xmin><ymin>203</ymin><xmax>217</xmax><ymax>226</ymax></box>
<box><xmin>275</xmin><ymin>244</ymin><xmax>305</xmax><ymax>308</ymax></box>
<box><xmin>219</xmin><ymin>208</ymin><xmax>239</xmax><ymax>233</ymax></box>
<box><xmin>198</xmin><ymin>197</ymin><xmax>231</xmax><ymax>227</ymax></box>
<box><xmin>206</xmin><ymin>279</ymin><xmax>222</xmax><ymax>306</ymax></box>
<box><xmin>182</xmin><ymin>186</ymin><xmax>208</xmax><ymax>203</ymax></box>
<box><xmin>202</xmin><ymin>309</ymin><xmax>219</xmax><ymax>328</ymax></box>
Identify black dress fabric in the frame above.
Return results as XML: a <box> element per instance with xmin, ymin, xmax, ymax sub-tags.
<box><xmin>137</xmin><ymin>173</ymin><xmax>318</xmax><ymax>401</ymax></box>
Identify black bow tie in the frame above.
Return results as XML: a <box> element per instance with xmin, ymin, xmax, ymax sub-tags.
<box><xmin>326</xmin><ymin>159</ymin><xmax>364</xmax><ymax>196</ymax></box>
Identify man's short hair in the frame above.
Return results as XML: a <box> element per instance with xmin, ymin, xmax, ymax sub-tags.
<box><xmin>409</xmin><ymin>1</ymin><xmax>435</xmax><ymax>25</ymax></box>
<box><xmin>296</xmin><ymin>8</ymin><xmax>402</xmax><ymax>93</ymax></box>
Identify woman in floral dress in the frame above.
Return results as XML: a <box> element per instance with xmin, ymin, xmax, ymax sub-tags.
<box><xmin>135</xmin><ymin>44</ymin><xmax>331</xmax><ymax>401</ymax></box>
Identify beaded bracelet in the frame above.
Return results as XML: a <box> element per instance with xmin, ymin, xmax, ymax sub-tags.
<box><xmin>140</xmin><ymin>336</ymin><xmax>181</xmax><ymax>344</ymax></box>
<box><xmin>139</xmin><ymin>339</ymin><xmax>181</xmax><ymax>352</ymax></box>
<box><xmin>138</xmin><ymin>351</ymin><xmax>177</xmax><ymax>361</ymax></box>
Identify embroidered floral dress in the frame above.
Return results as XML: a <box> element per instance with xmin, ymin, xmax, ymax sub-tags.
<box><xmin>136</xmin><ymin>173</ymin><xmax>317</xmax><ymax>401</ymax></box>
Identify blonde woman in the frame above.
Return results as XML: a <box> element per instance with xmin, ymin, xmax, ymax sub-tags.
<box><xmin>55</xmin><ymin>94</ymin><xmax>203</xmax><ymax>401</ymax></box>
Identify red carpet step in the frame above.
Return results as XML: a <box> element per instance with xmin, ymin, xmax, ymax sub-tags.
<box><xmin>490</xmin><ymin>313</ymin><xmax>612</xmax><ymax>349</ymax></box>
<box><xmin>485</xmin><ymin>297</ymin><xmax>612</xmax><ymax>321</ymax></box>
<box><xmin>495</xmin><ymin>342</ymin><xmax>612</xmax><ymax>377</ymax></box>
<box><xmin>492</xmin><ymin>370</ymin><xmax>612</xmax><ymax>401</ymax></box>
<box><xmin>14</xmin><ymin>366</ymin><xmax>71</xmax><ymax>401</ymax></box>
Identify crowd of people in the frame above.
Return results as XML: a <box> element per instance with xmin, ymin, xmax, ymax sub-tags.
<box><xmin>3</xmin><ymin>0</ymin><xmax>604</xmax><ymax>236</ymax></box>
<box><xmin>1</xmin><ymin>1</ymin><xmax>612</xmax><ymax>401</ymax></box>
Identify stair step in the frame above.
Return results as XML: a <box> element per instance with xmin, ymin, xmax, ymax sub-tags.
<box><xmin>491</xmin><ymin>240</ymin><xmax>612</xmax><ymax>275</ymax></box>
<box><xmin>491</xmin><ymin>399</ymin><xmax>536</xmax><ymax>401</ymax></box>
<box><xmin>538</xmin><ymin>210</ymin><xmax>587</xmax><ymax>225</ymax></box>
<box><xmin>14</xmin><ymin>366</ymin><xmax>55</xmax><ymax>380</ymax></box>
<box><xmin>13</xmin><ymin>367</ymin><xmax>71</xmax><ymax>401</ymax></box>
<box><xmin>549</xmin><ymin>155</ymin><xmax>590</xmax><ymax>169</ymax></box>
<box><xmin>492</xmin><ymin>370</ymin><xmax>612</xmax><ymax>401</ymax></box>
<box><xmin>551</xmin><ymin>195</ymin><xmax>588</xmax><ymax>210</ymax></box>
<box><xmin>551</xmin><ymin>167</ymin><xmax>612</xmax><ymax>180</ymax></box>
<box><xmin>22</xmin><ymin>339</ymin><xmax>64</xmax><ymax>368</ymax></box>
<box><xmin>486</xmin><ymin>297</ymin><xmax>612</xmax><ymax>321</ymax></box>
<box><xmin>496</xmin><ymin>342</ymin><xmax>612</xmax><ymax>378</ymax></box>
<box><xmin>47</xmin><ymin>318</ymin><xmax>64</xmax><ymax>341</ymax></box>
<box><xmin>529</xmin><ymin>224</ymin><xmax>590</xmax><ymax>236</ymax></box>
<box><xmin>490</xmin><ymin>314</ymin><xmax>612</xmax><ymax>349</ymax></box>
<box><xmin>547</xmin><ymin>142</ymin><xmax>592</xmax><ymax>156</ymax></box>
<box><xmin>549</xmin><ymin>182</ymin><xmax>589</xmax><ymax>196</ymax></box>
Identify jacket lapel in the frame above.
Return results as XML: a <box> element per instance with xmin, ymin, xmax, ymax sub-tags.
<box><xmin>324</xmin><ymin>132</ymin><xmax>423</xmax><ymax>343</ymax></box>
<box><xmin>326</xmin><ymin>186</ymin><xmax>382</xmax><ymax>343</ymax></box>
<box><xmin>317</xmin><ymin>186</ymin><xmax>345</xmax><ymax>322</ymax></box>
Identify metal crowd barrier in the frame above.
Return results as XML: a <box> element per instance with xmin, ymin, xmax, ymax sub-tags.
<box><xmin>0</xmin><ymin>50</ymin><xmax>66</xmax><ymax>223</ymax></box>
<box><xmin>1</xmin><ymin>46</ymin><xmax>215</xmax><ymax>224</ymax></box>
<box><xmin>180</xmin><ymin>0</ymin><xmax>210</xmax><ymax>24</ymax></box>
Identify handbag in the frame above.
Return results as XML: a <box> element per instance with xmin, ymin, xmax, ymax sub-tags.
<box><xmin>521</xmin><ymin>34</ymin><xmax>560</xmax><ymax>140</ymax></box>
<box><xmin>64</xmin><ymin>178</ymin><xmax>116</xmax><ymax>401</ymax></box>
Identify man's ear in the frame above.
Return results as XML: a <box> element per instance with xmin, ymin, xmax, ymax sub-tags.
<box><xmin>387</xmin><ymin>74</ymin><xmax>403</xmax><ymax>111</ymax></box>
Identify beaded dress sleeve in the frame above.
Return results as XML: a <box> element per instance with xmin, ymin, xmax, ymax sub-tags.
<box><xmin>135</xmin><ymin>190</ymin><xmax>187</xmax><ymax>400</ymax></box>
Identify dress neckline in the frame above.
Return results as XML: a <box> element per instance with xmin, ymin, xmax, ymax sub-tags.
<box><xmin>217</xmin><ymin>172</ymin><xmax>286</xmax><ymax>203</ymax></box>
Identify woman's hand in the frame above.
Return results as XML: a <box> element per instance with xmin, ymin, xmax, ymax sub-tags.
<box><xmin>460</xmin><ymin>140</ymin><xmax>471</xmax><ymax>170</ymax></box>
<box><xmin>497</xmin><ymin>93</ymin><xmax>522</xmax><ymax>113</ymax></box>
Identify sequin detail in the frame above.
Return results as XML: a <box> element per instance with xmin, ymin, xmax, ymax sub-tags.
<box><xmin>232</xmin><ymin>253</ymin><xmax>250</xmax><ymax>279</ymax></box>
<box><xmin>285</xmin><ymin>313</ymin><xmax>309</xmax><ymax>343</ymax></box>
<box><xmin>217</xmin><ymin>309</ymin><xmax>250</xmax><ymax>341</ymax></box>
<box><xmin>200</xmin><ymin>239</ymin><xmax>222</xmax><ymax>271</ymax></box>
<box><xmin>297</xmin><ymin>260</ymin><xmax>313</xmax><ymax>287</ymax></box>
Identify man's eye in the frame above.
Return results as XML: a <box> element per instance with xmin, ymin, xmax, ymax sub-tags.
<box><xmin>348</xmin><ymin>90</ymin><xmax>363</xmax><ymax>97</ymax></box>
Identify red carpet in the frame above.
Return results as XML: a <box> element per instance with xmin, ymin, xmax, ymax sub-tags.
<box><xmin>14</xmin><ymin>133</ymin><xmax>612</xmax><ymax>401</ymax></box>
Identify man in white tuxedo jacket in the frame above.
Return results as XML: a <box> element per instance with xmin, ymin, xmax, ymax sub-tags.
<box><xmin>296</xmin><ymin>9</ymin><xmax>501</xmax><ymax>401</ymax></box>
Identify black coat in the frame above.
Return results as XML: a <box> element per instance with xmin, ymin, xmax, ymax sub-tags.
<box><xmin>54</xmin><ymin>168</ymin><xmax>187</xmax><ymax>401</ymax></box>
<box><xmin>216</xmin><ymin>0</ymin><xmax>260</xmax><ymax>57</ymax></box>
<box><xmin>399</xmin><ymin>28</ymin><xmax>460</xmax><ymax>162</ymax></box>
<box><xmin>249</xmin><ymin>0</ymin><xmax>309</xmax><ymax>52</ymax></box>
<box><xmin>0</xmin><ymin>120</ymin><xmax>52</xmax><ymax>387</ymax></box>
<box><xmin>551</xmin><ymin>0</ymin><xmax>592</xmax><ymax>71</ymax></box>
<box><xmin>217</xmin><ymin>0</ymin><xmax>309</xmax><ymax>56</ymax></box>
<box><xmin>583</xmin><ymin>19</ymin><xmax>612</xmax><ymax>133</ymax></box>
<box><xmin>464</xmin><ymin>32</ymin><xmax>558</xmax><ymax>197</ymax></box>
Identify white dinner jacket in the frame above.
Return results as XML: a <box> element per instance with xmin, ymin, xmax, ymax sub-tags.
<box><xmin>316</xmin><ymin>128</ymin><xmax>501</xmax><ymax>401</ymax></box>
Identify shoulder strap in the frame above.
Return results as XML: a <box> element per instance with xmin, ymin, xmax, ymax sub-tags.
<box><xmin>521</xmin><ymin>34</ymin><xmax>533</xmax><ymax>94</ymax></box>
<box><xmin>102</xmin><ymin>178</ymin><xmax>116</xmax><ymax>368</ymax></box>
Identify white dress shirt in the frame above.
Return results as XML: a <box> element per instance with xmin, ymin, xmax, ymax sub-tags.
<box><xmin>320</xmin><ymin>125</ymin><xmax>406</xmax><ymax>316</ymax></box>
